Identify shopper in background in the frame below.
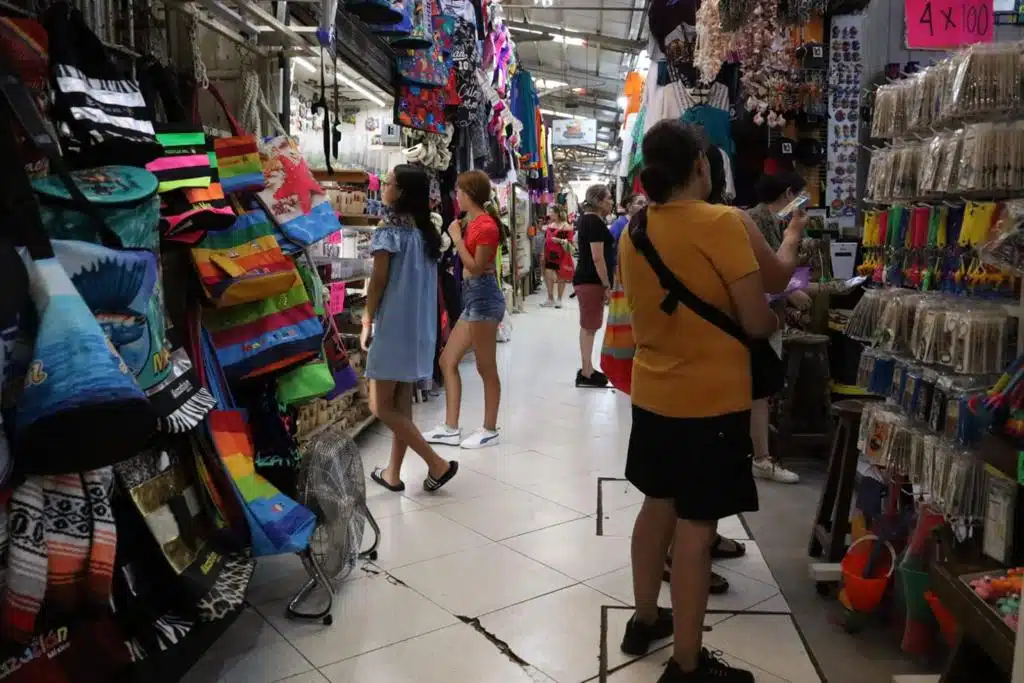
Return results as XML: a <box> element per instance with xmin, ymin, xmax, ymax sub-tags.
<box><xmin>423</xmin><ymin>170</ymin><xmax>507</xmax><ymax>450</ymax></box>
<box><xmin>743</xmin><ymin>172</ymin><xmax>811</xmax><ymax>484</ymax></box>
<box><xmin>364</xmin><ymin>165</ymin><xmax>459</xmax><ymax>493</ymax></box>
<box><xmin>618</xmin><ymin>120</ymin><xmax>777</xmax><ymax>683</ymax></box>
<box><xmin>573</xmin><ymin>184</ymin><xmax>615</xmax><ymax>388</ymax></box>
<box><xmin>541</xmin><ymin>204</ymin><xmax>574</xmax><ymax>309</ymax></box>
<box><xmin>610</xmin><ymin>193</ymin><xmax>647</xmax><ymax>242</ymax></box>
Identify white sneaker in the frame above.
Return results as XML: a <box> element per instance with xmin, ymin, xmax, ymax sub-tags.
<box><xmin>460</xmin><ymin>428</ymin><xmax>500</xmax><ymax>449</ymax></box>
<box><xmin>752</xmin><ymin>458</ymin><xmax>800</xmax><ymax>484</ymax></box>
<box><xmin>540</xmin><ymin>300</ymin><xmax>556</xmax><ymax>308</ymax></box>
<box><xmin>424</xmin><ymin>424</ymin><xmax>462</xmax><ymax>446</ymax></box>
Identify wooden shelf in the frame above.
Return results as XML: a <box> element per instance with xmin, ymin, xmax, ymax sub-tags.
<box><xmin>981</xmin><ymin>432</ymin><xmax>1019</xmax><ymax>481</ymax></box>
<box><xmin>338</xmin><ymin>213</ymin><xmax>381</xmax><ymax>226</ymax></box>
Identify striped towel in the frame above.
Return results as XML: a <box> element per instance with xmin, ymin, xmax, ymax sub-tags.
<box><xmin>2</xmin><ymin>477</ymin><xmax>47</xmax><ymax>642</ymax></box>
<box><xmin>43</xmin><ymin>473</ymin><xmax>91</xmax><ymax>611</ymax></box>
<box><xmin>83</xmin><ymin>467</ymin><xmax>117</xmax><ymax>605</ymax></box>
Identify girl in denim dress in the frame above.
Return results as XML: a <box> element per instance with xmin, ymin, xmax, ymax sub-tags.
<box><xmin>363</xmin><ymin>164</ymin><xmax>458</xmax><ymax>493</ymax></box>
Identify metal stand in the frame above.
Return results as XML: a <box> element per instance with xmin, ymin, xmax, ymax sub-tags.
<box><xmin>284</xmin><ymin>501</ymin><xmax>381</xmax><ymax>625</ymax></box>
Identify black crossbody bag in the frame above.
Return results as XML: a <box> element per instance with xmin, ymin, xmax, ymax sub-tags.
<box><xmin>629</xmin><ymin>209</ymin><xmax>785</xmax><ymax>400</ymax></box>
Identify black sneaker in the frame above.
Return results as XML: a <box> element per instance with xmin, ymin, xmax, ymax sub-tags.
<box><xmin>658</xmin><ymin>650</ymin><xmax>756</xmax><ymax>682</ymax></box>
<box><xmin>575</xmin><ymin>370</ymin><xmax>609</xmax><ymax>388</ymax></box>
<box><xmin>620</xmin><ymin>607</ymin><xmax>673</xmax><ymax>655</ymax></box>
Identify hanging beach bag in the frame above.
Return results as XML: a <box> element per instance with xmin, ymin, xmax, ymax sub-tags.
<box><xmin>146</xmin><ymin>125</ymin><xmax>212</xmax><ymax>193</ymax></box>
<box><xmin>599</xmin><ymin>277</ymin><xmax>635</xmax><ymax>394</ymax></box>
<box><xmin>113</xmin><ymin>446</ymin><xmax>227</xmax><ymax>603</ymax></box>
<box><xmin>206</xmin><ymin>409</ymin><xmax>316</xmax><ymax>556</ymax></box>
<box><xmin>390</xmin><ymin>0</ymin><xmax>432</xmax><ymax>48</ymax></box>
<box><xmin>203</xmin><ymin>278</ymin><xmax>323</xmax><ymax>381</ymax></box>
<box><xmin>32</xmin><ymin>165</ymin><xmax>162</xmax><ymax>251</ymax></box>
<box><xmin>43</xmin><ymin>2</ymin><xmax>161</xmax><ymax>168</ymax></box>
<box><xmin>204</xmin><ymin>84</ymin><xmax>266</xmax><ymax>195</ymax></box>
<box><xmin>0</xmin><ymin>16</ymin><xmax>49</xmax><ymax>179</ymax></box>
<box><xmin>0</xmin><ymin>84</ymin><xmax>156</xmax><ymax>475</ymax></box>
<box><xmin>275</xmin><ymin>357</ymin><xmax>335</xmax><ymax>406</ymax></box>
<box><xmin>257</xmin><ymin>134</ymin><xmax>339</xmax><ymax>246</ymax></box>
<box><xmin>190</xmin><ymin>208</ymin><xmax>298</xmax><ymax>307</ymax></box>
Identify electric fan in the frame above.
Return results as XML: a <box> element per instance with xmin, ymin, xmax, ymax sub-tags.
<box><xmin>286</xmin><ymin>422</ymin><xmax>381</xmax><ymax>624</ymax></box>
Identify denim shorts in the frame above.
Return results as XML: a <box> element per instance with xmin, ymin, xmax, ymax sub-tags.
<box><xmin>461</xmin><ymin>274</ymin><xmax>506</xmax><ymax>323</ymax></box>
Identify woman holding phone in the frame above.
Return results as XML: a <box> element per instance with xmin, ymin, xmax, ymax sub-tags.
<box><xmin>744</xmin><ymin>172</ymin><xmax>811</xmax><ymax>484</ymax></box>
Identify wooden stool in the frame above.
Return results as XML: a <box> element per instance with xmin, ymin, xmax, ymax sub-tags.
<box><xmin>809</xmin><ymin>399</ymin><xmax>868</xmax><ymax>565</ymax></box>
<box><xmin>770</xmin><ymin>333</ymin><xmax>831</xmax><ymax>462</ymax></box>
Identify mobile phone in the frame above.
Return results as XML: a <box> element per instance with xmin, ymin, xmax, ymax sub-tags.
<box><xmin>776</xmin><ymin>191</ymin><xmax>811</xmax><ymax>219</ymax></box>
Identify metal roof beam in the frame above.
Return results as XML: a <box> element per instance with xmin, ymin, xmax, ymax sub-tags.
<box><xmin>522</xmin><ymin>63</ymin><xmax>625</xmax><ymax>89</ymax></box>
<box><xmin>505</xmin><ymin>21</ymin><xmax>644</xmax><ymax>54</ymax></box>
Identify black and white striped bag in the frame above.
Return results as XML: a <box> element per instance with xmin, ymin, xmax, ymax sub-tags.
<box><xmin>43</xmin><ymin>3</ymin><xmax>162</xmax><ymax>168</ymax></box>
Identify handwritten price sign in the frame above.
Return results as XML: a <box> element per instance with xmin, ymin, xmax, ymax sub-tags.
<box><xmin>905</xmin><ymin>0</ymin><xmax>994</xmax><ymax>49</ymax></box>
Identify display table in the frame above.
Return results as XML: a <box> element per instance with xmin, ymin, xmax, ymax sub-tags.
<box><xmin>929</xmin><ymin>433</ymin><xmax>1021</xmax><ymax>683</ymax></box>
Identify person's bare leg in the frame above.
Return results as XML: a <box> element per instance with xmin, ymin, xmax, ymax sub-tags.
<box><xmin>469</xmin><ymin>320</ymin><xmax>501</xmax><ymax>431</ymax></box>
<box><xmin>751</xmin><ymin>398</ymin><xmax>771</xmax><ymax>463</ymax></box>
<box><xmin>631</xmin><ymin>497</ymin><xmax>677</xmax><ymax>623</ymax></box>
<box><xmin>371</xmin><ymin>379</ymin><xmax>450</xmax><ymax>478</ymax></box>
<box><xmin>439</xmin><ymin>320</ymin><xmax>473</xmax><ymax>429</ymax></box>
<box><xmin>544</xmin><ymin>269</ymin><xmax>556</xmax><ymax>302</ymax></box>
<box><xmin>670</xmin><ymin>519</ymin><xmax>717</xmax><ymax>672</ymax></box>
<box><xmin>556</xmin><ymin>280</ymin><xmax>566</xmax><ymax>302</ymax></box>
<box><xmin>580</xmin><ymin>327</ymin><xmax>596</xmax><ymax>376</ymax></box>
<box><xmin>379</xmin><ymin>382</ymin><xmax>414</xmax><ymax>485</ymax></box>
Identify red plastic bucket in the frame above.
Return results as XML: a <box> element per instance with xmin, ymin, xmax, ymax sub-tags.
<box><xmin>840</xmin><ymin>535</ymin><xmax>896</xmax><ymax>613</ymax></box>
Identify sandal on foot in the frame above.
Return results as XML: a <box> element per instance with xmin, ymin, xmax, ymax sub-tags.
<box><xmin>424</xmin><ymin>461</ymin><xmax>459</xmax><ymax>492</ymax></box>
<box><xmin>371</xmin><ymin>468</ymin><xmax>405</xmax><ymax>492</ymax></box>
<box><xmin>711</xmin><ymin>534</ymin><xmax>746</xmax><ymax>559</ymax></box>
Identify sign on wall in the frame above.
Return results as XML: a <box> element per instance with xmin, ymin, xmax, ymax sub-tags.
<box><xmin>905</xmin><ymin>0</ymin><xmax>994</xmax><ymax>49</ymax></box>
<box><xmin>551</xmin><ymin>117</ymin><xmax>597</xmax><ymax>147</ymax></box>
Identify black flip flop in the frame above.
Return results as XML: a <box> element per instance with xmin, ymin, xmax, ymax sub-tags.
<box><xmin>711</xmin><ymin>534</ymin><xmax>746</xmax><ymax>560</ymax></box>
<box><xmin>371</xmin><ymin>468</ymin><xmax>405</xmax><ymax>492</ymax></box>
<box><xmin>424</xmin><ymin>460</ymin><xmax>459</xmax><ymax>492</ymax></box>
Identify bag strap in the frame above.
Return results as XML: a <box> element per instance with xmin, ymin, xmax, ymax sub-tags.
<box><xmin>201</xmin><ymin>82</ymin><xmax>246</xmax><ymax>136</ymax></box>
<box><xmin>629</xmin><ymin>207</ymin><xmax>749</xmax><ymax>347</ymax></box>
<box><xmin>310</xmin><ymin>49</ymin><xmax>333</xmax><ymax>175</ymax></box>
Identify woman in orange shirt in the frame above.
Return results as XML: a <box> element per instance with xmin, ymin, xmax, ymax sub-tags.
<box><xmin>423</xmin><ymin>170</ymin><xmax>507</xmax><ymax>450</ymax></box>
<box><xmin>618</xmin><ymin>120</ymin><xmax>778</xmax><ymax>683</ymax></box>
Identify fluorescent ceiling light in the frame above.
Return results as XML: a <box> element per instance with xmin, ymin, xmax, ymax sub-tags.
<box><xmin>535</xmin><ymin>78</ymin><xmax>568</xmax><ymax>89</ymax></box>
<box><xmin>298</xmin><ymin>52</ymin><xmax>387</xmax><ymax>108</ymax></box>
<box><xmin>616</xmin><ymin>95</ymin><xmax>627</xmax><ymax>110</ymax></box>
<box><xmin>540</xmin><ymin>108</ymin><xmax>575</xmax><ymax>119</ymax></box>
<box><xmin>551</xmin><ymin>33</ymin><xmax>585</xmax><ymax>46</ymax></box>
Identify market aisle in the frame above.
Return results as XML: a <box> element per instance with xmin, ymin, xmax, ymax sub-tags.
<box><xmin>183</xmin><ymin>294</ymin><xmax>823</xmax><ymax>683</ymax></box>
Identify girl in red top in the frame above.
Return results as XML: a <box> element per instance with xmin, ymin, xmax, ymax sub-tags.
<box><xmin>423</xmin><ymin>170</ymin><xmax>507</xmax><ymax>450</ymax></box>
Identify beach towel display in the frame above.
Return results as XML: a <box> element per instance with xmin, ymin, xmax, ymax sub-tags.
<box><xmin>256</xmin><ymin>136</ymin><xmax>339</xmax><ymax>246</ymax></box>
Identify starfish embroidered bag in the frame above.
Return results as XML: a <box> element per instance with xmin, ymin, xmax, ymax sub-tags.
<box><xmin>190</xmin><ymin>209</ymin><xmax>299</xmax><ymax>308</ymax></box>
<box><xmin>256</xmin><ymin>135</ymin><xmax>339</xmax><ymax>246</ymax></box>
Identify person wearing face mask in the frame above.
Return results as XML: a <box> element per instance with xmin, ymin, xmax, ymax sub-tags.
<box><xmin>618</xmin><ymin>121</ymin><xmax>778</xmax><ymax>683</ymax></box>
<box><xmin>573</xmin><ymin>184</ymin><xmax>616</xmax><ymax>388</ymax></box>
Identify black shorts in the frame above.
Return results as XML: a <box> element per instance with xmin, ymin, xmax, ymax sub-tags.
<box><xmin>545</xmin><ymin>261</ymin><xmax>561</xmax><ymax>271</ymax></box>
<box><xmin>625</xmin><ymin>405</ymin><xmax>759</xmax><ymax>521</ymax></box>
<box><xmin>752</xmin><ymin>341</ymin><xmax>784</xmax><ymax>400</ymax></box>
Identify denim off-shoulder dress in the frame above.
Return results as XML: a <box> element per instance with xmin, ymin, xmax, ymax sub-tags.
<box><xmin>364</xmin><ymin>224</ymin><xmax>438</xmax><ymax>383</ymax></box>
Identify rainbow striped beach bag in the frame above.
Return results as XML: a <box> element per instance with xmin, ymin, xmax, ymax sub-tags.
<box><xmin>600</xmin><ymin>277</ymin><xmax>634</xmax><ymax>394</ymax></box>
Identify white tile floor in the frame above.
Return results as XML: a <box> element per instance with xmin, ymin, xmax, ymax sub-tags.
<box><xmin>183</xmin><ymin>294</ymin><xmax>822</xmax><ymax>683</ymax></box>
